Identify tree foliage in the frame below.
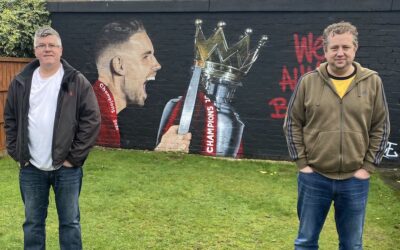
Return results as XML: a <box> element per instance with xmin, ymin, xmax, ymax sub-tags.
<box><xmin>0</xmin><ymin>0</ymin><xmax>50</xmax><ymax>57</ymax></box>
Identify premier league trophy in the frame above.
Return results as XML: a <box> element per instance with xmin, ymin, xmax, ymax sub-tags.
<box><xmin>157</xmin><ymin>19</ymin><xmax>267</xmax><ymax>157</ymax></box>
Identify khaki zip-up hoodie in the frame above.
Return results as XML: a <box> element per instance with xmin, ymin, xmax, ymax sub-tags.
<box><xmin>283</xmin><ymin>62</ymin><xmax>390</xmax><ymax>179</ymax></box>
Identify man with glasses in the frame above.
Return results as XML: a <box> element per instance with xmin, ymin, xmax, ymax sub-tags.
<box><xmin>4</xmin><ymin>26</ymin><xmax>100</xmax><ymax>249</ymax></box>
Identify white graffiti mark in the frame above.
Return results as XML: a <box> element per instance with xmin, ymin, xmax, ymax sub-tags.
<box><xmin>384</xmin><ymin>141</ymin><xmax>398</xmax><ymax>159</ymax></box>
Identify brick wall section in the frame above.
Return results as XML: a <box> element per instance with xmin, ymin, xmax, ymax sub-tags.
<box><xmin>49</xmin><ymin>6</ymin><xmax>400</xmax><ymax>164</ymax></box>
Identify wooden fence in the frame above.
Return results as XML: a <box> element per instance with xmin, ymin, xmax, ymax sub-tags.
<box><xmin>0</xmin><ymin>57</ymin><xmax>32</xmax><ymax>155</ymax></box>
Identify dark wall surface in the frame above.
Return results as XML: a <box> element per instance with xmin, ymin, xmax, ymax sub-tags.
<box><xmin>47</xmin><ymin>0</ymin><xmax>400</xmax><ymax>12</ymax></box>
<box><xmin>49</xmin><ymin>4</ymin><xmax>400</xmax><ymax>165</ymax></box>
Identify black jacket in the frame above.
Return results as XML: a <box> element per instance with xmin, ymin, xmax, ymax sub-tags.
<box><xmin>4</xmin><ymin>58</ymin><xmax>101</xmax><ymax>168</ymax></box>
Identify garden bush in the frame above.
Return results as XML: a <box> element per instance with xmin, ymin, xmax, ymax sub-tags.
<box><xmin>0</xmin><ymin>0</ymin><xmax>50</xmax><ymax>57</ymax></box>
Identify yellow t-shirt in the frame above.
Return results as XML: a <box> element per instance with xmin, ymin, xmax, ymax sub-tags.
<box><xmin>328</xmin><ymin>65</ymin><xmax>357</xmax><ymax>98</ymax></box>
<box><xmin>331</xmin><ymin>75</ymin><xmax>355</xmax><ymax>98</ymax></box>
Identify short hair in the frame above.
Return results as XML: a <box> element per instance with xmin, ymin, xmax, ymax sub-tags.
<box><xmin>34</xmin><ymin>26</ymin><xmax>62</xmax><ymax>47</ymax></box>
<box><xmin>323</xmin><ymin>21</ymin><xmax>358</xmax><ymax>49</ymax></box>
<box><xmin>95</xmin><ymin>20</ymin><xmax>145</xmax><ymax>62</ymax></box>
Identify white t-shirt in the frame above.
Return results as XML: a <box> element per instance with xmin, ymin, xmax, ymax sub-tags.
<box><xmin>28</xmin><ymin>66</ymin><xmax>64</xmax><ymax>171</ymax></box>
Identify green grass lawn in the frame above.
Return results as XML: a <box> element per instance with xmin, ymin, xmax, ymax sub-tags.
<box><xmin>1</xmin><ymin>148</ymin><xmax>399</xmax><ymax>249</ymax></box>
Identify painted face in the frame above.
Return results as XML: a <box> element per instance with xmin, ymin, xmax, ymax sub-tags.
<box><xmin>34</xmin><ymin>35</ymin><xmax>63</xmax><ymax>68</ymax></box>
<box><xmin>120</xmin><ymin>32</ymin><xmax>161</xmax><ymax>106</ymax></box>
<box><xmin>324</xmin><ymin>32</ymin><xmax>357</xmax><ymax>76</ymax></box>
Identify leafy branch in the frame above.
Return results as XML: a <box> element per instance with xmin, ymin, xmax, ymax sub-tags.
<box><xmin>0</xmin><ymin>0</ymin><xmax>50</xmax><ymax>57</ymax></box>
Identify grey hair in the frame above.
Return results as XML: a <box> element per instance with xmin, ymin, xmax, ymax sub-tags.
<box><xmin>323</xmin><ymin>21</ymin><xmax>358</xmax><ymax>49</ymax></box>
<box><xmin>34</xmin><ymin>26</ymin><xmax>62</xmax><ymax>47</ymax></box>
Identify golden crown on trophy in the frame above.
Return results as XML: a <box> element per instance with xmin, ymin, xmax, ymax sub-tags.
<box><xmin>194</xmin><ymin>19</ymin><xmax>268</xmax><ymax>82</ymax></box>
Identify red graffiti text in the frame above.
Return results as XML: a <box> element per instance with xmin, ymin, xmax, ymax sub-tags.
<box><xmin>269</xmin><ymin>32</ymin><xmax>324</xmax><ymax>119</ymax></box>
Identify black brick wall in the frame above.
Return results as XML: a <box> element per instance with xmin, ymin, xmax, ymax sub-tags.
<box><xmin>49</xmin><ymin>9</ymin><xmax>400</xmax><ymax>165</ymax></box>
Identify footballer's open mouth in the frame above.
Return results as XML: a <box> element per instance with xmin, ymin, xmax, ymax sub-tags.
<box><xmin>146</xmin><ymin>76</ymin><xmax>156</xmax><ymax>81</ymax></box>
<box><xmin>143</xmin><ymin>76</ymin><xmax>156</xmax><ymax>95</ymax></box>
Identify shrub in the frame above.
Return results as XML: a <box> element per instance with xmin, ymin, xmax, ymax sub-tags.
<box><xmin>0</xmin><ymin>0</ymin><xmax>50</xmax><ymax>57</ymax></box>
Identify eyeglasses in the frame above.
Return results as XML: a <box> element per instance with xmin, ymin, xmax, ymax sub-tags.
<box><xmin>35</xmin><ymin>44</ymin><xmax>61</xmax><ymax>50</ymax></box>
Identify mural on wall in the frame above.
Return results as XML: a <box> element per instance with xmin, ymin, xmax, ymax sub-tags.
<box><xmin>156</xmin><ymin>20</ymin><xmax>268</xmax><ymax>157</ymax></box>
<box><xmin>92</xmin><ymin>20</ymin><xmax>188</xmax><ymax>152</ymax></box>
<box><xmin>92</xmin><ymin>20</ymin><xmax>157</xmax><ymax>147</ymax></box>
<box><xmin>92</xmin><ymin>18</ymin><xmax>268</xmax><ymax>158</ymax></box>
<box><xmin>52</xmin><ymin>12</ymin><xmax>400</xmax><ymax>164</ymax></box>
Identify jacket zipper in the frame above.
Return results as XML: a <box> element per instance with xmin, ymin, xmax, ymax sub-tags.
<box><xmin>339</xmin><ymin>79</ymin><xmax>357</xmax><ymax>179</ymax></box>
<box><xmin>339</xmin><ymin>98</ymin><xmax>343</xmax><ymax>178</ymax></box>
<box><xmin>20</xmin><ymin>79</ymin><xmax>30</xmax><ymax>166</ymax></box>
<box><xmin>51</xmin><ymin>82</ymin><xmax>66</xmax><ymax>169</ymax></box>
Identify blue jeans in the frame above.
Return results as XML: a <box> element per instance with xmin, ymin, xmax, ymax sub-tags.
<box><xmin>19</xmin><ymin>163</ymin><xmax>83</xmax><ymax>250</ymax></box>
<box><xmin>295</xmin><ymin>172</ymin><xmax>369</xmax><ymax>250</ymax></box>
